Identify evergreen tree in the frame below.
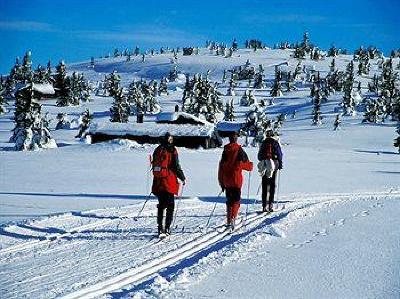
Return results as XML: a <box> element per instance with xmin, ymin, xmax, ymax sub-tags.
<box><xmin>0</xmin><ymin>84</ymin><xmax>8</xmax><ymax>114</ymax></box>
<box><xmin>11</xmin><ymin>80</ymin><xmax>56</xmax><ymax>150</ymax></box>
<box><xmin>312</xmin><ymin>91</ymin><xmax>322</xmax><ymax>125</ymax></box>
<box><xmin>328</xmin><ymin>45</ymin><xmax>339</xmax><ymax>57</ymax></box>
<box><xmin>33</xmin><ymin>64</ymin><xmax>48</xmax><ymax>83</ymax></box>
<box><xmin>110</xmin><ymin>88</ymin><xmax>130</xmax><ymax>123</ymax></box>
<box><xmin>55</xmin><ymin>113</ymin><xmax>70</xmax><ymax>130</ymax></box>
<box><xmin>253</xmin><ymin>72</ymin><xmax>265</xmax><ymax>89</ymax></box>
<box><xmin>75</xmin><ymin>109</ymin><xmax>93</xmax><ymax>138</ymax></box>
<box><xmin>270</xmin><ymin>78</ymin><xmax>283</xmax><ymax>97</ymax></box>
<box><xmin>394</xmin><ymin>123</ymin><xmax>400</xmax><ymax>154</ymax></box>
<box><xmin>106</xmin><ymin>70</ymin><xmax>121</xmax><ymax>98</ymax></box>
<box><xmin>54</xmin><ymin>61</ymin><xmax>70</xmax><ymax>106</ymax></box>
<box><xmin>21</xmin><ymin>50</ymin><xmax>33</xmax><ymax>81</ymax></box>
<box><xmin>224</xmin><ymin>99</ymin><xmax>235</xmax><ymax>121</ymax></box>
<box><xmin>158</xmin><ymin>77</ymin><xmax>169</xmax><ymax>95</ymax></box>
<box><xmin>342</xmin><ymin>61</ymin><xmax>356</xmax><ymax>115</ymax></box>
<box><xmin>333</xmin><ymin>114</ymin><xmax>341</xmax><ymax>130</ymax></box>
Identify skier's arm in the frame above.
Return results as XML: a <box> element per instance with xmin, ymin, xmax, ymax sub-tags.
<box><xmin>238</xmin><ymin>147</ymin><xmax>253</xmax><ymax>171</ymax></box>
<box><xmin>218</xmin><ymin>151</ymin><xmax>226</xmax><ymax>189</ymax></box>
<box><xmin>172</xmin><ymin>151</ymin><xmax>186</xmax><ymax>182</ymax></box>
<box><xmin>274</xmin><ymin>141</ymin><xmax>283</xmax><ymax>169</ymax></box>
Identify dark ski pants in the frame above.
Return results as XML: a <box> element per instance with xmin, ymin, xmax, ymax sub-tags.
<box><xmin>261</xmin><ymin>170</ymin><xmax>277</xmax><ymax>208</ymax></box>
<box><xmin>156</xmin><ymin>192</ymin><xmax>175</xmax><ymax>230</ymax></box>
<box><xmin>225</xmin><ymin>188</ymin><xmax>241</xmax><ymax>224</ymax></box>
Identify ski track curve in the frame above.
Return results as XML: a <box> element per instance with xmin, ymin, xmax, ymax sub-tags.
<box><xmin>0</xmin><ymin>191</ymin><xmax>398</xmax><ymax>299</ymax></box>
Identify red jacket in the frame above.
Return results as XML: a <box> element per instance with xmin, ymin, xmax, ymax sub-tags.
<box><xmin>218</xmin><ymin>143</ymin><xmax>253</xmax><ymax>189</ymax></box>
<box><xmin>152</xmin><ymin>144</ymin><xmax>185</xmax><ymax>196</ymax></box>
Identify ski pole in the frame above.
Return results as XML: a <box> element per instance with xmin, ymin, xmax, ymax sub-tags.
<box><xmin>276</xmin><ymin>170</ymin><xmax>281</xmax><ymax>209</ymax></box>
<box><xmin>172</xmin><ymin>183</ymin><xmax>185</xmax><ymax>230</ymax></box>
<box><xmin>204</xmin><ymin>190</ymin><xmax>223</xmax><ymax>232</ymax></box>
<box><xmin>244</xmin><ymin>171</ymin><xmax>252</xmax><ymax>224</ymax></box>
<box><xmin>133</xmin><ymin>192</ymin><xmax>152</xmax><ymax>221</ymax></box>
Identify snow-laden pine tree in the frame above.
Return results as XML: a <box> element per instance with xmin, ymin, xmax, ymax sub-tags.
<box><xmin>253</xmin><ymin>72</ymin><xmax>265</xmax><ymax>89</ymax></box>
<box><xmin>55</xmin><ymin>113</ymin><xmax>71</xmax><ymax>130</ymax></box>
<box><xmin>0</xmin><ymin>84</ymin><xmax>8</xmax><ymax>114</ymax></box>
<box><xmin>33</xmin><ymin>64</ymin><xmax>48</xmax><ymax>83</ymax></box>
<box><xmin>76</xmin><ymin>109</ymin><xmax>92</xmax><ymax>138</ymax></box>
<box><xmin>328</xmin><ymin>45</ymin><xmax>339</xmax><ymax>57</ymax></box>
<box><xmin>11</xmin><ymin>80</ymin><xmax>56</xmax><ymax>150</ymax></box>
<box><xmin>394</xmin><ymin>122</ymin><xmax>400</xmax><ymax>153</ymax></box>
<box><xmin>110</xmin><ymin>88</ymin><xmax>130</xmax><ymax>123</ymax></box>
<box><xmin>224</xmin><ymin>99</ymin><xmax>235</xmax><ymax>121</ymax></box>
<box><xmin>334</xmin><ymin>114</ymin><xmax>341</xmax><ymax>130</ymax></box>
<box><xmin>106</xmin><ymin>70</ymin><xmax>121</xmax><ymax>98</ymax></box>
<box><xmin>158</xmin><ymin>77</ymin><xmax>168</xmax><ymax>95</ymax></box>
<box><xmin>270</xmin><ymin>78</ymin><xmax>283</xmax><ymax>97</ymax></box>
<box><xmin>312</xmin><ymin>91</ymin><xmax>322</xmax><ymax>125</ymax></box>
<box><xmin>341</xmin><ymin>61</ymin><xmax>356</xmax><ymax>115</ymax></box>
<box><xmin>362</xmin><ymin>98</ymin><xmax>380</xmax><ymax>123</ymax></box>
<box><xmin>54</xmin><ymin>61</ymin><xmax>70</xmax><ymax>106</ymax></box>
<box><xmin>21</xmin><ymin>50</ymin><xmax>33</xmax><ymax>81</ymax></box>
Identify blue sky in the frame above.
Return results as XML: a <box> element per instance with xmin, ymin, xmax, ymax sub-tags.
<box><xmin>0</xmin><ymin>0</ymin><xmax>399</xmax><ymax>74</ymax></box>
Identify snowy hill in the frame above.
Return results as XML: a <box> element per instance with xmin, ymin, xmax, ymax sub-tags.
<box><xmin>0</xmin><ymin>47</ymin><xmax>399</xmax><ymax>298</ymax></box>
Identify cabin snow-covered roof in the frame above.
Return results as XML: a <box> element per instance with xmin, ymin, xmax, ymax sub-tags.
<box><xmin>32</xmin><ymin>83</ymin><xmax>55</xmax><ymax>95</ymax></box>
<box><xmin>89</xmin><ymin>121</ymin><xmax>215</xmax><ymax>138</ymax></box>
<box><xmin>156</xmin><ymin>112</ymin><xmax>210</xmax><ymax>125</ymax></box>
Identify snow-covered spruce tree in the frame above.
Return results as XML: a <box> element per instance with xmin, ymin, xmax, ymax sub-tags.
<box><xmin>75</xmin><ymin>109</ymin><xmax>93</xmax><ymax>138</ymax></box>
<box><xmin>253</xmin><ymin>72</ymin><xmax>265</xmax><ymax>89</ymax></box>
<box><xmin>0</xmin><ymin>84</ymin><xmax>8</xmax><ymax>114</ymax></box>
<box><xmin>110</xmin><ymin>87</ymin><xmax>130</xmax><ymax>123</ymax></box>
<box><xmin>11</xmin><ymin>80</ymin><xmax>56</xmax><ymax>150</ymax></box>
<box><xmin>10</xmin><ymin>57</ymin><xmax>24</xmax><ymax>82</ymax></box>
<box><xmin>330</xmin><ymin>58</ymin><xmax>336</xmax><ymax>73</ymax></box>
<box><xmin>182</xmin><ymin>73</ymin><xmax>223</xmax><ymax>122</ymax></box>
<box><xmin>158</xmin><ymin>77</ymin><xmax>169</xmax><ymax>95</ymax></box>
<box><xmin>21</xmin><ymin>50</ymin><xmax>33</xmax><ymax>81</ymax></box>
<box><xmin>294</xmin><ymin>60</ymin><xmax>303</xmax><ymax>80</ymax></box>
<box><xmin>270</xmin><ymin>78</ymin><xmax>283</xmax><ymax>97</ymax></box>
<box><xmin>328</xmin><ymin>45</ymin><xmax>339</xmax><ymax>57</ymax></box>
<box><xmin>169</xmin><ymin>66</ymin><xmax>178</xmax><ymax>81</ymax></box>
<box><xmin>361</xmin><ymin>98</ymin><xmax>379</xmax><ymax>123</ymax></box>
<box><xmin>54</xmin><ymin>61</ymin><xmax>70</xmax><ymax>106</ymax></box>
<box><xmin>106</xmin><ymin>70</ymin><xmax>121</xmax><ymax>98</ymax></box>
<box><xmin>341</xmin><ymin>61</ymin><xmax>356</xmax><ymax>115</ymax></box>
<box><xmin>224</xmin><ymin>99</ymin><xmax>235</xmax><ymax>121</ymax></box>
<box><xmin>394</xmin><ymin>123</ymin><xmax>400</xmax><ymax>153</ymax></box>
<box><xmin>33</xmin><ymin>65</ymin><xmax>48</xmax><ymax>83</ymax></box>
<box><xmin>55</xmin><ymin>113</ymin><xmax>70</xmax><ymax>130</ymax></box>
<box><xmin>312</xmin><ymin>91</ymin><xmax>322</xmax><ymax>125</ymax></box>
<box><xmin>380</xmin><ymin>59</ymin><xmax>397</xmax><ymax>100</ymax></box>
<box><xmin>333</xmin><ymin>114</ymin><xmax>341</xmax><ymax>130</ymax></box>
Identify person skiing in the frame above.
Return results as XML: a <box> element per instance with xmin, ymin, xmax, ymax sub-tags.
<box><xmin>218</xmin><ymin>131</ymin><xmax>253</xmax><ymax>230</ymax></box>
<box><xmin>152</xmin><ymin>132</ymin><xmax>186</xmax><ymax>236</ymax></box>
<box><xmin>257</xmin><ymin>130</ymin><xmax>283</xmax><ymax>212</ymax></box>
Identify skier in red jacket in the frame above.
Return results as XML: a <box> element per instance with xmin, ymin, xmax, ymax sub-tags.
<box><xmin>218</xmin><ymin>131</ymin><xmax>253</xmax><ymax>229</ymax></box>
<box><xmin>152</xmin><ymin>133</ymin><xmax>186</xmax><ymax>236</ymax></box>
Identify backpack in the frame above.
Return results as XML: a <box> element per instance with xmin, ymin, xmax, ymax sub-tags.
<box><xmin>152</xmin><ymin>147</ymin><xmax>171</xmax><ymax>178</ymax></box>
<box><xmin>265</xmin><ymin>142</ymin><xmax>273</xmax><ymax>159</ymax></box>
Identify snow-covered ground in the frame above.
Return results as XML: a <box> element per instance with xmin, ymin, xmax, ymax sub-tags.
<box><xmin>0</xmin><ymin>48</ymin><xmax>399</xmax><ymax>298</ymax></box>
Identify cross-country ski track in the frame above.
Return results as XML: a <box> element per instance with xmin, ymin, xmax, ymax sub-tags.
<box><xmin>0</xmin><ymin>190</ymin><xmax>398</xmax><ymax>299</ymax></box>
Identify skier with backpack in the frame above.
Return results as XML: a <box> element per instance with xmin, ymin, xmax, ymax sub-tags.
<box><xmin>257</xmin><ymin>130</ymin><xmax>283</xmax><ymax>212</ymax></box>
<box><xmin>152</xmin><ymin>132</ymin><xmax>186</xmax><ymax>237</ymax></box>
<box><xmin>218</xmin><ymin>131</ymin><xmax>253</xmax><ymax>230</ymax></box>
